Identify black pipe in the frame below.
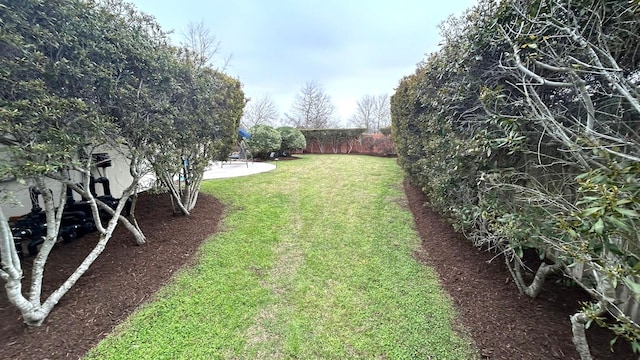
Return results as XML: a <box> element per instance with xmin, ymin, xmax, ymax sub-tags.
<box><xmin>96</xmin><ymin>177</ymin><xmax>111</xmax><ymax>196</ymax></box>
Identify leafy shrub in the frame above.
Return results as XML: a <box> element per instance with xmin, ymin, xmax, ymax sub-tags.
<box><xmin>391</xmin><ymin>0</ymin><xmax>640</xmax><ymax>356</ymax></box>
<box><xmin>300</xmin><ymin>128</ymin><xmax>366</xmax><ymax>153</ymax></box>
<box><xmin>247</xmin><ymin>125</ymin><xmax>281</xmax><ymax>158</ymax></box>
<box><xmin>277</xmin><ymin>126</ymin><xmax>306</xmax><ymax>156</ymax></box>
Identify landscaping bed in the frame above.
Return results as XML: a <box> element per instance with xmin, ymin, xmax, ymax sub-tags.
<box><xmin>404</xmin><ymin>179</ymin><xmax>634</xmax><ymax>359</ymax></box>
<box><xmin>0</xmin><ymin>192</ymin><xmax>224</xmax><ymax>359</ymax></box>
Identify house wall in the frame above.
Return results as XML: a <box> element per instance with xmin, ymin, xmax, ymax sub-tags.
<box><xmin>1</xmin><ymin>146</ymin><xmax>155</xmax><ymax>218</ymax></box>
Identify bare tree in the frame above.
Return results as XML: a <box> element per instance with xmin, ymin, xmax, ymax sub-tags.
<box><xmin>242</xmin><ymin>95</ymin><xmax>279</xmax><ymax>129</ymax></box>
<box><xmin>349</xmin><ymin>94</ymin><xmax>375</xmax><ymax>132</ymax></box>
<box><xmin>287</xmin><ymin>80</ymin><xmax>336</xmax><ymax>129</ymax></box>
<box><xmin>349</xmin><ymin>94</ymin><xmax>390</xmax><ymax>132</ymax></box>
<box><xmin>181</xmin><ymin>21</ymin><xmax>231</xmax><ymax>70</ymax></box>
<box><xmin>373</xmin><ymin>94</ymin><xmax>391</xmax><ymax>131</ymax></box>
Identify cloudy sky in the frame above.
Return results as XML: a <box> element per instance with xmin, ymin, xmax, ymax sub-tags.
<box><xmin>127</xmin><ymin>0</ymin><xmax>477</xmax><ymax>125</ymax></box>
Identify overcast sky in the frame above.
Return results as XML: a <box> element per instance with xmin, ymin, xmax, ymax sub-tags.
<box><xmin>127</xmin><ymin>0</ymin><xmax>477</xmax><ymax>125</ymax></box>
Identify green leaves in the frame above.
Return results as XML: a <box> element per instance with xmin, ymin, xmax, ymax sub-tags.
<box><xmin>2</xmin><ymin>0</ymin><xmax>245</xmax><ymax>212</ymax></box>
<box><xmin>615</xmin><ymin>208</ymin><xmax>640</xmax><ymax>218</ymax></box>
<box><xmin>247</xmin><ymin>125</ymin><xmax>282</xmax><ymax>158</ymax></box>
<box><xmin>277</xmin><ymin>126</ymin><xmax>306</xmax><ymax>154</ymax></box>
<box><xmin>392</xmin><ymin>0</ymin><xmax>640</xmax><ymax>351</ymax></box>
<box><xmin>589</xmin><ymin>218</ymin><xmax>605</xmax><ymax>235</ymax></box>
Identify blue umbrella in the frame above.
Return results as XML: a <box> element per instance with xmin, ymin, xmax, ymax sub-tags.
<box><xmin>238</xmin><ymin>128</ymin><xmax>251</xmax><ymax>139</ymax></box>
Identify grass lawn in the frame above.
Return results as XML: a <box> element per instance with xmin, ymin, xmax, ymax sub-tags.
<box><xmin>86</xmin><ymin>155</ymin><xmax>476</xmax><ymax>359</ymax></box>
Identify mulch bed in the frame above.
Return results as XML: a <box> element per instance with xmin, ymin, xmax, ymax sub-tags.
<box><xmin>0</xmin><ymin>180</ymin><xmax>634</xmax><ymax>359</ymax></box>
<box><xmin>404</xmin><ymin>178</ymin><xmax>634</xmax><ymax>359</ymax></box>
<box><xmin>0</xmin><ymin>192</ymin><xmax>224</xmax><ymax>360</ymax></box>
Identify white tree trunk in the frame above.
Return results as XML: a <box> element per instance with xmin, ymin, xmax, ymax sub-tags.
<box><xmin>64</xmin><ymin>181</ymin><xmax>146</xmax><ymax>245</ymax></box>
<box><xmin>127</xmin><ymin>192</ymin><xmax>144</xmax><ymax>243</ymax></box>
<box><xmin>507</xmin><ymin>256</ymin><xmax>562</xmax><ymax>298</ymax></box>
<box><xmin>93</xmin><ymin>197</ymin><xmax>146</xmax><ymax>245</ymax></box>
<box><xmin>185</xmin><ymin>172</ymin><xmax>203</xmax><ymax>212</ymax></box>
<box><xmin>571</xmin><ymin>311</ymin><xmax>594</xmax><ymax>360</ymax></box>
<box><xmin>158</xmin><ymin>171</ymin><xmax>191</xmax><ymax>216</ymax></box>
<box><xmin>29</xmin><ymin>177</ymin><xmax>66</xmax><ymax>304</ymax></box>
<box><xmin>570</xmin><ymin>300</ymin><xmax>607</xmax><ymax>360</ymax></box>
<box><xmin>0</xmin><ymin>208</ymin><xmax>37</xmax><ymax>322</ymax></box>
<box><xmin>1</xmin><ymin>174</ymin><xmax>139</xmax><ymax>326</ymax></box>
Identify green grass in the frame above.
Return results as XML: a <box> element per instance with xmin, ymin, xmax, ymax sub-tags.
<box><xmin>86</xmin><ymin>155</ymin><xmax>476</xmax><ymax>359</ymax></box>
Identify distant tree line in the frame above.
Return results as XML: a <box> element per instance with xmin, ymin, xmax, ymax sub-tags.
<box><xmin>242</xmin><ymin>82</ymin><xmax>391</xmax><ymax>133</ymax></box>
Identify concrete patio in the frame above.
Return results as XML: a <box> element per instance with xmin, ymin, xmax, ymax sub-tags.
<box><xmin>202</xmin><ymin>161</ymin><xmax>276</xmax><ymax>180</ymax></box>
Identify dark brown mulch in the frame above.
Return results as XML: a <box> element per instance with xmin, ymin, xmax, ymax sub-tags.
<box><xmin>403</xmin><ymin>178</ymin><xmax>634</xmax><ymax>360</ymax></box>
<box><xmin>0</xmin><ymin>180</ymin><xmax>635</xmax><ymax>359</ymax></box>
<box><xmin>0</xmin><ymin>192</ymin><xmax>224</xmax><ymax>360</ymax></box>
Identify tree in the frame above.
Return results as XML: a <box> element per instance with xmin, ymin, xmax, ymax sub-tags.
<box><xmin>349</xmin><ymin>95</ymin><xmax>375</xmax><ymax>132</ymax></box>
<box><xmin>277</xmin><ymin>126</ymin><xmax>306</xmax><ymax>156</ymax></box>
<box><xmin>0</xmin><ymin>0</ymin><xmax>155</xmax><ymax>325</ymax></box>
<box><xmin>242</xmin><ymin>95</ymin><xmax>279</xmax><ymax>129</ymax></box>
<box><xmin>247</xmin><ymin>125</ymin><xmax>282</xmax><ymax>158</ymax></box>
<box><xmin>150</xmin><ymin>61</ymin><xmax>245</xmax><ymax>215</ymax></box>
<box><xmin>391</xmin><ymin>0</ymin><xmax>640</xmax><ymax>358</ymax></box>
<box><xmin>0</xmin><ymin>0</ymin><xmax>244</xmax><ymax>326</ymax></box>
<box><xmin>181</xmin><ymin>20</ymin><xmax>230</xmax><ymax>70</ymax></box>
<box><xmin>286</xmin><ymin>80</ymin><xmax>337</xmax><ymax>129</ymax></box>
<box><xmin>373</xmin><ymin>94</ymin><xmax>391</xmax><ymax>131</ymax></box>
<box><xmin>349</xmin><ymin>94</ymin><xmax>391</xmax><ymax>133</ymax></box>
<box><xmin>149</xmin><ymin>21</ymin><xmax>245</xmax><ymax>216</ymax></box>
<box><xmin>90</xmin><ymin>0</ymin><xmax>180</xmax><ymax>245</ymax></box>
<box><xmin>299</xmin><ymin>128</ymin><xmax>366</xmax><ymax>154</ymax></box>
<box><xmin>489</xmin><ymin>1</ymin><xmax>640</xmax><ymax>357</ymax></box>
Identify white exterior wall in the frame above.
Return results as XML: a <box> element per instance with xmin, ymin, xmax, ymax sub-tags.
<box><xmin>0</xmin><ymin>145</ymin><xmax>155</xmax><ymax>218</ymax></box>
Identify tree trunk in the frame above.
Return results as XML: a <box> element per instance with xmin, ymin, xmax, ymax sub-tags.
<box><xmin>507</xmin><ymin>256</ymin><xmax>562</xmax><ymax>298</ymax></box>
<box><xmin>185</xmin><ymin>172</ymin><xmax>203</xmax><ymax>212</ymax></box>
<box><xmin>4</xmin><ymin>275</ymin><xmax>43</xmax><ymax>326</ymax></box>
<box><xmin>571</xmin><ymin>312</ymin><xmax>593</xmax><ymax>360</ymax></box>
<box><xmin>36</xmin><ymin>184</ymin><xmax>135</xmax><ymax>325</ymax></box>
<box><xmin>0</xmin><ymin>210</ymin><xmax>31</xmax><ymax>321</ymax></box>
<box><xmin>29</xmin><ymin>177</ymin><xmax>66</xmax><ymax>304</ymax></box>
<box><xmin>0</xmin><ymin>210</ymin><xmax>22</xmax><ymax>279</ymax></box>
<box><xmin>318</xmin><ymin>141</ymin><xmax>325</xmax><ymax>154</ymax></box>
<box><xmin>159</xmin><ymin>172</ymin><xmax>190</xmax><ymax>216</ymax></box>
<box><xmin>64</xmin><ymin>181</ymin><xmax>146</xmax><ymax>245</ymax></box>
<box><xmin>94</xmin><ymin>198</ymin><xmax>146</xmax><ymax>245</ymax></box>
<box><xmin>127</xmin><ymin>192</ymin><xmax>145</xmax><ymax>245</ymax></box>
<box><xmin>1</xmin><ymin>175</ymin><xmax>138</xmax><ymax>326</ymax></box>
<box><xmin>570</xmin><ymin>300</ymin><xmax>607</xmax><ymax>360</ymax></box>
